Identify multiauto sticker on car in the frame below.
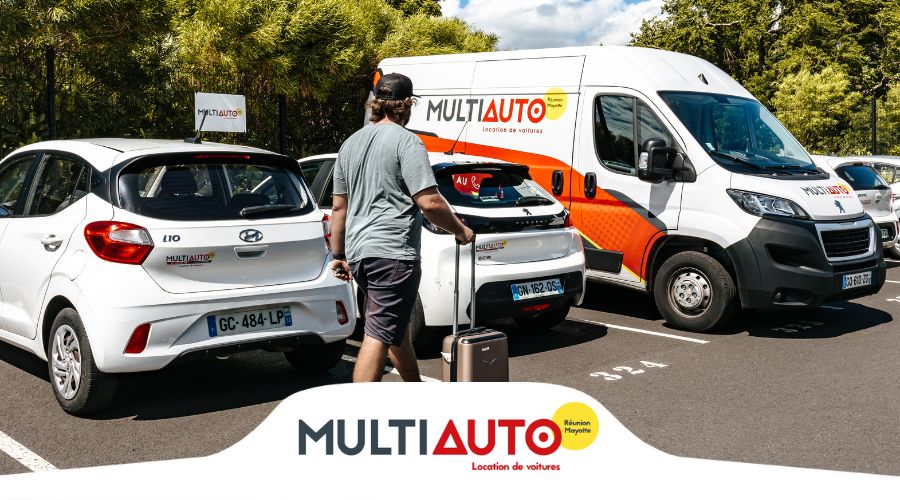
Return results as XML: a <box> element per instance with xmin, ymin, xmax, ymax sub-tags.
<box><xmin>166</xmin><ymin>251</ymin><xmax>216</xmax><ymax>267</ymax></box>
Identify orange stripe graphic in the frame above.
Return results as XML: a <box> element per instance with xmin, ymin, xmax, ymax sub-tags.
<box><xmin>420</xmin><ymin>135</ymin><xmax>663</xmax><ymax>280</ymax></box>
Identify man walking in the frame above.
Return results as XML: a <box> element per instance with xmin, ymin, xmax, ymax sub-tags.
<box><xmin>329</xmin><ymin>73</ymin><xmax>474</xmax><ymax>382</ymax></box>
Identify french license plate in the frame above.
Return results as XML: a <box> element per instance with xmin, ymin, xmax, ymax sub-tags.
<box><xmin>207</xmin><ymin>306</ymin><xmax>293</xmax><ymax>337</ymax></box>
<box><xmin>882</xmin><ymin>228</ymin><xmax>890</xmax><ymax>240</ymax></box>
<box><xmin>511</xmin><ymin>278</ymin><xmax>564</xmax><ymax>301</ymax></box>
<box><xmin>841</xmin><ymin>271</ymin><xmax>872</xmax><ymax>290</ymax></box>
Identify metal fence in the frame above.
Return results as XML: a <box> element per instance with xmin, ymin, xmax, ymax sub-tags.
<box><xmin>1</xmin><ymin>46</ymin><xmax>370</xmax><ymax>159</ymax></box>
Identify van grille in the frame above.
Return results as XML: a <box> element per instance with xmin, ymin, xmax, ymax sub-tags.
<box><xmin>820</xmin><ymin>227</ymin><xmax>871</xmax><ymax>258</ymax></box>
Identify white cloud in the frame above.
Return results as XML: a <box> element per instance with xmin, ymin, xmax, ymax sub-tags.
<box><xmin>441</xmin><ymin>0</ymin><xmax>664</xmax><ymax>50</ymax></box>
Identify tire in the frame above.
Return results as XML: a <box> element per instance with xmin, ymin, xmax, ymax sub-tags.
<box><xmin>284</xmin><ymin>339</ymin><xmax>346</xmax><ymax>373</ymax></box>
<box><xmin>47</xmin><ymin>308</ymin><xmax>117</xmax><ymax>415</ymax></box>
<box><xmin>514</xmin><ymin>304</ymin><xmax>571</xmax><ymax>331</ymax></box>
<box><xmin>887</xmin><ymin>245</ymin><xmax>900</xmax><ymax>260</ymax></box>
<box><xmin>653</xmin><ymin>251</ymin><xmax>736</xmax><ymax>332</ymax></box>
<box><xmin>408</xmin><ymin>295</ymin><xmax>438</xmax><ymax>356</ymax></box>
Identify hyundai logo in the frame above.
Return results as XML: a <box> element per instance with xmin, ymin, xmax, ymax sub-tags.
<box><xmin>239</xmin><ymin>229</ymin><xmax>263</xmax><ymax>243</ymax></box>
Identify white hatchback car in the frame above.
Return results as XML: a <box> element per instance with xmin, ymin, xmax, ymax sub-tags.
<box><xmin>299</xmin><ymin>152</ymin><xmax>586</xmax><ymax>352</ymax></box>
<box><xmin>813</xmin><ymin>156</ymin><xmax>900</xmax><ymax>258</ymax></box>
<box><xmin>0</xmin><ymin>139</ymin><xmax>355</xmax><ymax>415</ymax></box>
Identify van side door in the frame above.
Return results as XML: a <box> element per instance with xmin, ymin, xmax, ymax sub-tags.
<box><xmin>574</xmin><ymin>88</ymin><xmax>685</xmax><ymax>287</ymax></box>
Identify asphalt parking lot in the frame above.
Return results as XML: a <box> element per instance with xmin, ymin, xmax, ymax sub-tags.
<box><xmin>0</xmin><ymin>259</ymin><xmax>898</xmax><ymax>476</ymax></box>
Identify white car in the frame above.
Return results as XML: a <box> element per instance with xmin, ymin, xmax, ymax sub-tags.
<box><xmin>0</xmin><ymin>139</ymin><xmax>355</xmax><ymax>415</ymax></box>
<box><xmin>813</xmin><ymin>156</ymin><xmax>900</xmax><ymax>259</ymax></box>
<box><xmin>299</xmin><ymin>152</ymin><xmax>587</xmax><ymax>352</ymax></box>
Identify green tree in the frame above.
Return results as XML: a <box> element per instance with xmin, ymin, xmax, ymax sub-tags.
<box><xmin>632</xmin><ymin>0</ymin><xmax>900</xmax><ymax>153</ymax></box>
<box><xmin>771</xmin><ymin>66</ymin><xmax>864</xmax><ymax>154</ymax></box>
<box><xmin>386</xmin><ymin>0</ymin><xmax>442</xmax><ymax>16</ymax></box>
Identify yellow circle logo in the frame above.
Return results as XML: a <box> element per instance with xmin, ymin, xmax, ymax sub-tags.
<box><xmin>552</xmin><ymin>402</ymin><xmax>599</xmax><ymax>450</ymax></box>
<box><xmin>543</xmin><ymin>88</ymin><xmax>567</xmax><ymax>120</ymax></box>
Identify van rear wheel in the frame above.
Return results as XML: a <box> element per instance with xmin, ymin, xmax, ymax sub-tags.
<box><xmin>284</xmin><ymin>339</ymin><xmax>346</xmax><ymax>373</ymax></box>
<box><xmin>653</xmin><ymin>252</ymin><xmax>736</xmax><ymax>332</ymax></box>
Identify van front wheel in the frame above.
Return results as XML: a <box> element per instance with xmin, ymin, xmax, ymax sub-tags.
<box><xmin>653</xmin><ymin>252</ymin><xmax>736</xmax><ymax>332</ymax></box>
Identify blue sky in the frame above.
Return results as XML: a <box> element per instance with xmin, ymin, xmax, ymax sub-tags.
<box><xmin>441</xmin><ymin>0</ymin><xmax>664</xmax><ymax>49</ymax></box>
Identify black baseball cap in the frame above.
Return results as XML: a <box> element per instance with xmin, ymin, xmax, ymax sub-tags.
<box><xmin>374</xmin><ymin>73</ymin><xmax>420</xmax><ymax>100</ymax></box>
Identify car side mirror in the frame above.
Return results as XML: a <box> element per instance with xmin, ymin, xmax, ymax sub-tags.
<box><xmin>638</xmin><ymin>138</ymin><xmax>676</xmax><ymax>181</ymax></box>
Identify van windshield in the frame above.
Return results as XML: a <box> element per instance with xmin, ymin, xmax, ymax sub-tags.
<box><xmin>435</xmin><ymin>165</ymin><xmax>553</xmax><ymax>208</ymax></box>
<box><xmin>659</xmin><ymin>92</ymin><xmax>816</xmax><ymax>174</ymax></box>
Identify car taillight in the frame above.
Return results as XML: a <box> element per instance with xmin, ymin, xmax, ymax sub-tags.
<box><xmin>521</xmin><ymin>303</ymin><xmax>551</xmax><ymax>313</ymax></box>
<box><xmin>322</xmin><ymin>213</ymin><xmax>332</xmax><ymax>251</ymax></box>
<box><xmin>336</xmin><ymin>301</ymin><xmax>349</xmax><ymax>325</ymax></box>
<box><xmin>84</xmin><ymin>221</ymin><xmax>154</xmax><ymax>265</ymax></box>
<box><xmin>125</xmin><ymin>323</ymin><xmax>151</xmax><ymax>354</ymax></box>
<box><xmin>564</xmin><ymin>211</ymin><xmax>574</xmax><ymax>228</ymax></box>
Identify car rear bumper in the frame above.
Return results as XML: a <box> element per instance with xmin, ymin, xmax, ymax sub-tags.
<box><xmin>419</xmin><ymin>247</ymin><xmax>586</xmax><ymax>326</ymax></box>
<box><xmin>73</xmin><ymin>262</ymin><xmax>355</xmax><ymax>373</ymax></box>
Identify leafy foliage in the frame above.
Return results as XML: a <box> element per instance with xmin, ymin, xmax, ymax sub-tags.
<box><xmin>632</xmin><ymin>0</ymin><xmax>900</xmax><ymax>154</ymax></box>
<box><xmin>0</xmin><ymin>0</ymin><xmax>496</xmax><ymax>157</ymax></box>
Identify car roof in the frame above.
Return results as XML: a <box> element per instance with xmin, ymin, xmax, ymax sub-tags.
<box><xmin>4</xmin><ymin>138</ymin><xmax>276</xmax><ymax>172</ymax></box>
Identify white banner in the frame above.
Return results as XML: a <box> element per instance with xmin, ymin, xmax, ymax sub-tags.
<box><xmin>0</xmin><ymin>383</ymin><xmax>897</xmax><ymax>499</ymax></box>
<box><xmin>194</xmin><ymin>92</ymin><xmax>247</xmax><ymax>133</ymax></box>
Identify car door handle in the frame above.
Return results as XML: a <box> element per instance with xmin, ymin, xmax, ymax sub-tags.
<box><xmin>41</xmin><ymin>235</ymin><xmax>64</xmax><ymax>248</ymax></box>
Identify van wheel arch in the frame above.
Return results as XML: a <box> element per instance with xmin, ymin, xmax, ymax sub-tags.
<box><xmin>647</xmin><ymin>237</ymin><xmax>738</xmax><ymax>299</ymax></box>
<box><xmin>42</xmin><ymin>296</ymin><xmax>76</xmax><ymax>354</ymax></box>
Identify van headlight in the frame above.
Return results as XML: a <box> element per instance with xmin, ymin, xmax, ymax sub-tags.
<box><xmin>727</xmin><ymin>189</ymin><xmax>810</xmax><ymax>219</ymax></box>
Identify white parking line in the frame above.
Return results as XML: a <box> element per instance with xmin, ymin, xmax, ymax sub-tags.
<box><xmin>567</xmin><ymin>317</ymin><xmax>709</xmax><ymax>344</ymax></box>
<box><xmin>341</xmin><ymin>354</ymin><xmax>441</xmax><ymax>382</ymax></box>
<box><xmin>885</xmin><ymin>280</ymin><xmax>900</xmax><ymax>284</ymax></box>
<box><xmin>0</xmin><ymin>431</ymin><xmax>56</xmax><ymax>472</ymax></box>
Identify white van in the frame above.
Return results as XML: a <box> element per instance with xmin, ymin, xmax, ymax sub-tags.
<box><xmin>376</xmin><ymin>46</ymin><xmax>887</xmax><ymax>331</ymax></box>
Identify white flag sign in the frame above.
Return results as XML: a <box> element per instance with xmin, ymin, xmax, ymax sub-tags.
<box><xmin>195</xmin><ymin>92</ymin><xmax>247</xmax><ymax>133</ymax></box>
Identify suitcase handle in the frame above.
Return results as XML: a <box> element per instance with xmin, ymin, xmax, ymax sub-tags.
<box><xmin>452</xmin><ymin>236</ymin><xmax>477</xmax><ymax>336</ymax></box>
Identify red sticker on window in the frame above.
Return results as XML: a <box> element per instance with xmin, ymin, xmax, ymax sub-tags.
<box><xmin>452</xmin><ymin>173</ymin><xmax>492</xmax><ymax>196</ymax></box>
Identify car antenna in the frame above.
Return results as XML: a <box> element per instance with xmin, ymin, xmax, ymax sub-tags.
<box><xmin>445</xmin><ymin>121</ymin><xmax>469</xmax><ymax>155</ymax></box>
<box><xmin>186</xmin><ymin>110</ymin><xmax>208</xmax><ymax>144</ymax></box>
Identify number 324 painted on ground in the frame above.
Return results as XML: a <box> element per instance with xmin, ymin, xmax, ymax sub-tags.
<box><xmin>590</xmin><ymin>361</ymin><xmax>667</xmax><ymax>381</ymax></box>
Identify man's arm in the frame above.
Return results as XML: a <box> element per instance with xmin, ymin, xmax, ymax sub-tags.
<box><xmin>330</xmin><ymin>193</ymin><xmax>352</xmax><ymax>281</ymax></box>
<box><xmin>413</xmin><ymin>188</ymin><xmax>474</xmax><ymax>244</ymax></box>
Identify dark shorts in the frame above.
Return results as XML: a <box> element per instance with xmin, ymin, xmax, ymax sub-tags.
<box><xmin>350</xmin><ymin>258</ymin><xmax>422</xmax><ymax>347</ymax></box>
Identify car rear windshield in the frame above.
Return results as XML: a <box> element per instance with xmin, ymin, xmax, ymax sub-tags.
<box><xmin>117</xmin><ymin>156</ymin><xmax>313</xmax><ymax>220</ymax></box>
<box><xmin>836</xmin><ymin>165</ymin><xmax>889</xmax><ymax>190</ymax></box>
<box><xmin>435</xmin><ymin>165</ymin><xmax>554</xmax><ymax>208</ymax></box>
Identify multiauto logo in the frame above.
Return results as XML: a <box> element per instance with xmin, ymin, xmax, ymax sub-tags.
<box><xmin>197</xmin><ymin>108</ymin><xmax>243</xmax><ymax>119</ymax></box>
<box><xmin>298</xmin><ymin>401</ymin><xmax>598</xmax><ymax>464</ymax></box>
<box><xmin>425</xmin><ymin>88</ymin><xmax>568</xmax><ymax>124</ymax></box>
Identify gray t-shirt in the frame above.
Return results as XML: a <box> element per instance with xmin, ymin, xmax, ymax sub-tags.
<box><xmin>333</xmin><ymin>123</ymin><xmax>437</xmax><ymax>262</ymax></box>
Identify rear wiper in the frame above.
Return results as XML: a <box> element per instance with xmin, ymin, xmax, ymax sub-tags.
<box><xmin>515</xmin><ymin>196</ymin><xmax>554</xmax><ymax>206</ymax></box>
<box><xmin>239</xmin><ymin>204</ymin><xmax>298</xmax><ymax>217</ymax></box>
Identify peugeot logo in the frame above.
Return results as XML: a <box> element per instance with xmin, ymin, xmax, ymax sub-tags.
<box><xmin>239</xmin><ymin>229</ymin><xmax>263</xmax><ymax>243</ymax></box>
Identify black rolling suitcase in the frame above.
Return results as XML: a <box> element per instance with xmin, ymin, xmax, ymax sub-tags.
<box><xmin>440</xmin><ymin>238</ymin><xmax>509</xmax><ymax>382</ymax></box>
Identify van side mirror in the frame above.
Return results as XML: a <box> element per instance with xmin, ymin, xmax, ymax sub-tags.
<box><xmin>639</xmin><ymin>138</ymin><xmax>676</xmax><ymax>181</ymax></box>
